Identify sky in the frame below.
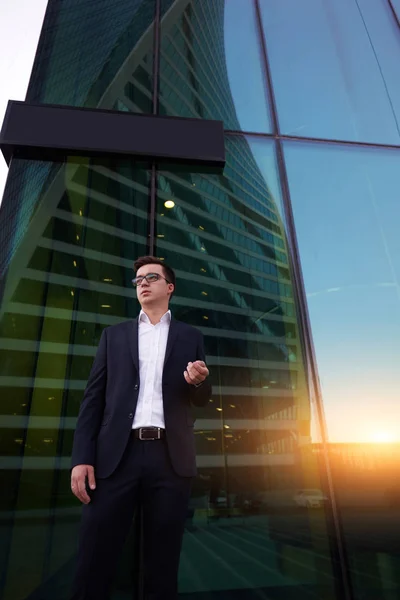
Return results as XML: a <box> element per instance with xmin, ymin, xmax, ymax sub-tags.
<box><xmin>0</xmin><ymin>0</ymin><xmax>48</xmax><ymax>204</ymax></box>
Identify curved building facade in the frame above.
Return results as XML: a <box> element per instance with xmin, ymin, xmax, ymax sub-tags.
<box><xmin>2</xmin><ymin>1</ymin><xmax>400</xmax><ymax>600</ymax></box>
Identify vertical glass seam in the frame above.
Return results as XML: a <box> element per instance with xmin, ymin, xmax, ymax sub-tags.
<box><xmin>149</xmin><ymin>0</ymin><xmax>161</xmax><ymax>256</ymax></box>
<box><xmin>275</xmin><ymin>139</ymin><xmax>354</xmax><ymax>600</ymax></box>
<box><xmin>255</xmin><ymin>1</ymin><xmax>354</xmax><ymax>598</ymax></box>
<box><xmin>387</xmin><ymin>0</ymin><xmax>400</xmax><ymax>28</ymax></box>
<box><xmin>254</xmin><ymin>0</ymin><xmax>280</xmax><ymax>135</ymax></box>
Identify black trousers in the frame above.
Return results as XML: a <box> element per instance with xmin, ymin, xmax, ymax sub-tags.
<box><xmin>70</xmin><ymin>435</ymin><xmax>192</xmax><ymax>600</ymax></box>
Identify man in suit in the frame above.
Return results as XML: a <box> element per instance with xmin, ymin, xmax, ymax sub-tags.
<box><xmin>70</xmin><ymin>256</ymin><xmax>211</xmax><ymax>600</ymax></box>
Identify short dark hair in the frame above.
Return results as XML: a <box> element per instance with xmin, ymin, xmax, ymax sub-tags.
<box><xmin>133</xmin><ymin>256</ymin><xmax>176</xmax><ymax>289</ymax></box>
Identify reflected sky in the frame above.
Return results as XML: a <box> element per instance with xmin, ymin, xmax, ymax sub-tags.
<box><xmin>246</xmin><ymin>136</ymin><xmax>400</xmax><ymax>443</ymax></box>
<box><xmin>224</xmin><ymin>0</ymin><xmax>271</xmax><ymax>133</ymax></box>
<box><xmin>283</xmin><ymin>142</ymin><xmax>400</xmax><ymax>443</ymax></box>
<box><xmin>258</xmin><ymin>0</ymin><xmax>400</xmax><ymax>144</ymax></box>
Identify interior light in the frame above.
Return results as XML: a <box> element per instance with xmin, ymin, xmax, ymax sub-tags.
<box><xmin>203</xmin><ymin>315</ymin><xmax>209</xmax><ymax>320</ymax></box>
<box><xmin>201</xmin><ymin>291</ymin><xmax>208</xmax><ymax>296</ymax></box>
<box><xmin>164</xmin><ymin>200</ymin><xmax>175</xmax><ymax>209</ymax></box>
<box><xmin>216</xmin><ymin>408</ymin><xmax>223</xmax><ymax>412</ymax></box>
<box><xmin>101</xmin><ymin>304</ymin><xmax>111</xmax><ymax>308</ymax></box>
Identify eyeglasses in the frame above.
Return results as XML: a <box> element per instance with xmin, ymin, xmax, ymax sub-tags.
<box><xmin>132</xmin><ymin>273</ymin><xmax>170</xmax><ymax>287</ymax></box>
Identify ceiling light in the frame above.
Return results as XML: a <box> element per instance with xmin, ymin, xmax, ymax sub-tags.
<box><xmin>164</xmin><ymin>200</ymin><xmax>175</xmax><ymax>209</ymax></box>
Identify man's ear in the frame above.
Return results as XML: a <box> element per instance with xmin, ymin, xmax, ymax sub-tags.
<box><xmin>168</xmin><ymin>283</ymin><xmax>175</xmax><ymax>295</ymax></box>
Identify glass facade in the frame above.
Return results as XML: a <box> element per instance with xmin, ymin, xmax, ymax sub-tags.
<box><xmin>1</xmin><ymin>1</ymin><xmax>400</xmax><ymax>599</ymax></box>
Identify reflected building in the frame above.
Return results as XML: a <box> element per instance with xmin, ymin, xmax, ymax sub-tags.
<box><xmin>0</xmin><ymin>2</ymin><xmax>334</xmax><ymax>600</ymax></box>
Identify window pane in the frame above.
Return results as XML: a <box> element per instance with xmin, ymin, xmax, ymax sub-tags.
<box><xmin>160</xmin><ymin>0</ymin><xmax>272</xmax><ymax>132</ymax></box>
<box><xmin>27</xmin><ymin>0</ymin><xmax>155</xmax><ymax>113</ymax></box>
<box><xmin>155</xmin><ymin>135</ymin><xmax>337</xmax><ymax>599</ymax></box>
<box><xmin>0</xmin><ymin>157</ymin><xmax>150</xmax><ymax>600</ymax></box>
<box><xmin>285</xmin><ymin>140</ymin><xmax>400</xmax><ymax>598</ymax></box>
<box><xmin>259</xmin><ymin>0</ymin><xmax>400</xmax><ymax>144</ymax></box>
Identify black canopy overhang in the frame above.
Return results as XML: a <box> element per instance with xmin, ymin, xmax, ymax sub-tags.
<box><xmin>0</xmin><ymin>101</ymin><xmax>225</xmax><ymax>169</ymax></box>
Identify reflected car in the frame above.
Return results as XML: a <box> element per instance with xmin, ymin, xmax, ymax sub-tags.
<box><xmin>293</xmin><ymin>489</ymin><xmax>328</xmax><ymax>508</ymax></box>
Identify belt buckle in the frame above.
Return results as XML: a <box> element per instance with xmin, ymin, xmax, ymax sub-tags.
<box><xmin>139</xmin><ymin>427</ymin><xmax>160</xmax><ymax>440</ymax></box>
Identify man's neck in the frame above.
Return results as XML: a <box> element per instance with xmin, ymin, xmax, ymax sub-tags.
<box><xmin>141</xmin><ymin>307</ymin><xmax>169</xmax><ymax>325</ymax></box>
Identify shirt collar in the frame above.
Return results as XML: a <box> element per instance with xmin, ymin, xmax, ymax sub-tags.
<box><xmin>139</xmin><ymin>309</ymin><xmax>171</xmax><ymax>325</ymax></box>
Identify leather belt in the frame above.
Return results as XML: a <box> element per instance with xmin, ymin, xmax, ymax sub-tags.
<box><xmin>132</xmin><ymin>427</ymin><xmax>165</xmax><ymax>440</ymax></box>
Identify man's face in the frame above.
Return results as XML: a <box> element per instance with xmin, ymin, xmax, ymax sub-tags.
<box><xmin>136</xmin><ymin>263</ymin><xmax>174</xmax><ymax>309</ymax></box>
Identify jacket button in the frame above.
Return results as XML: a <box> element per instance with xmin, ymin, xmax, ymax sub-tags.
<box><xmin>134</xmin><ymin>384</ymin><xmax>138</xmax><ymax>390</ymax></box>
<box><xmin>128</xmin><ymin>413</ymin><xmax>133</xmax><ymax>419</ymax></box>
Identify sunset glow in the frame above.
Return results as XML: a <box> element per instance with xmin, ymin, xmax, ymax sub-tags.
<box><xmin>370</xmin><ymin>431</ymin><xmax>397</xmax><ymax>444</ymax></box>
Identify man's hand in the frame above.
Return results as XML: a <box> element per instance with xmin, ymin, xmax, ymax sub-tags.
<box><xmin>184</xmin><ymin>361</ymin><xmax>209</xmax><ymax>386</ymax></box>
<box><xmin>71</xmin><ymin>465</ymin><xmax>96</xmax><ymax>504</ymax></box>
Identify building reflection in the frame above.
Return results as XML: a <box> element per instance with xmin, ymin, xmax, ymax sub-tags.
<box><xmin>5</xmin><ymin>0</ymin><xmax>397</xmax><ymax>599</ymax></box>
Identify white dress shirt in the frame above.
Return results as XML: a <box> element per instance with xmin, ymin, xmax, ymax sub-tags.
<box><xmin>132</xmin><ymin>309</ymin><xmax>171</xmax><ymax>429</ymax></box>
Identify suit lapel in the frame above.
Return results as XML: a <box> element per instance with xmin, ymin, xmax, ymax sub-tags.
<box><xmin>128</xmin><ymin>318</ymin><xmax>139</xmax><ymax>373</ymax></box>
<box><xmin>163</xmin><ymin>318</ymin><xmax>179</xmax><ymax>370</ymax></box>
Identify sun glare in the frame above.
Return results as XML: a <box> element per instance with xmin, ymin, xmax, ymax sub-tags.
<box><xmin>371</xmin><ymin>431</ymin><xmax>396</xmax><ymax>443</ymax></box>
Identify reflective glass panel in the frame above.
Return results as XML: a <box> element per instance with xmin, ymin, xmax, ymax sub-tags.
<box><xmin>155</xmin><ymin>135</ymin><xmax>338</xmax><ymax>599</ymax></box>
<box><xmin>27</xmin><ymin>0</ymin><xmax>155</xmax><ymax>112</ymax></box>
<box><xmin>160</xmin><ymin>0</ymin><xmax>272</xmax><ymax>132</ymax></box>
<box><xmin>284</xmin><ymin>140</ymin><xmax>400</xmax><ymax>599</ymax></box>
<box><xmin>0</xmin><ymin>157</ymin><xmax>150</xmax><ymax>600</ymax></box>
<box><xmin>259</xmin><ymin>0</ymin><xmax>400</xmax><ymax>144</ymax></box>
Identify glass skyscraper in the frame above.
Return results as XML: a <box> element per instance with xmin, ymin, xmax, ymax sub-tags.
<box><xmin>1</xmin><ymin>1</ymin><xmax>400</xmax><ymax>599</ymax></box>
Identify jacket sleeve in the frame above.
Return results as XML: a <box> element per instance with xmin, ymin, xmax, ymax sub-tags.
<box><xmin>71</xmin><ymin>328</ymin><xmax>107</xmax><ymax>469</ymax></box>
<box><xmin>189</xmin><ymin>330</ymin><xmax>212</xmax><ymax>407</ymax></box>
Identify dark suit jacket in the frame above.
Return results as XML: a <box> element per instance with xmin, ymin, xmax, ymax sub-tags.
<box><xmin>71</xmin><ymin>317</ymin><xmax>211</xmax><ymax>478</ymax></box>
